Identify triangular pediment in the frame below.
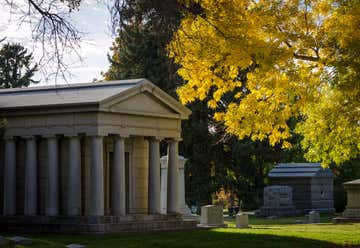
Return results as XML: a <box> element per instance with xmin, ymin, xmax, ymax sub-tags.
<box><xmin>107</xmin><ymin>92</ymin><xmax>178</xmax><ymax>116</ymax></box>
<box><xmin>99</xmin><ymin>80</ymin><xmax>191</xmax><ymax>119</ymax></box>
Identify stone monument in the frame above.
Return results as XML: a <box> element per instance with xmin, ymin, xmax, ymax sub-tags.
<box><xmin>199</xmin><ymin>205</ymin><xmax>226</xmax><ymax>227</ymax></box>
<box><xmin>333</xmin><ymin>179</ymin><xmax>360</xmax><ymax>223</ymax></box>
<box><xmin>308</xmin><ymin>210</ymin><xmax>320</xmax><ymax>223</ymax></box>
<box><xmin>258</xmin><ymin>185</ymin><xmax>297</xmax><ymax>217</ymax></box>
<box><xmin>160</xmin><ymin>155</ymin><xmax>192</xmax><ymax>216</ymax></box>
<box><xmin>236</xmin><ymin>213</ymin><xmax>249</xmax><ymax>228</ymax></box>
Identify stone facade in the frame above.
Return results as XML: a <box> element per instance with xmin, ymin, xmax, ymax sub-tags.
<box><xmin>258</xmin><ymin>185</ymin><xmax>297</xmax><ymax>217</ymax></box>
<box><xmin>268</xmin><ymin>163</ymin><xmax>335</xmax><ymax>213</ymax></box>
<box><xmin>0</xmin><ymin>79</ymin><xmax>198</xmax><ymax>233</ymax></box>
<box><xmin>342</xmin><ymin>179</ymin><xmax>360</xmax><ymax>219</ymax></box>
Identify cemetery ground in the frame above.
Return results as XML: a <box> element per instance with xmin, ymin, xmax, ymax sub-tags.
<box><xmin>2</xmin><ymin>215</ymin><xmax>360</xmax><ymax>248</ymax></box>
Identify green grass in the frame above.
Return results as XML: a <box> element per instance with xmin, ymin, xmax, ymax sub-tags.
<box><xmin>3</xmin><ymin>215</ymin><xmax>360</xmax><ymax>248</ymax></box>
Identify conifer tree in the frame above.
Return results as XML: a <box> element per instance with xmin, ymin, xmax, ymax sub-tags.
<box><xmin>0</xmin><ymin>43</ymin><xmax>38</xmax><ymax>88</ymax></box>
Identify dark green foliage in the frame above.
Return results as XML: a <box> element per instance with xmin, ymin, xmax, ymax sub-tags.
<box><xmin>0</xmin><ymin>43</ymin><xmax>38</xmax><ymax>88</ymax></box>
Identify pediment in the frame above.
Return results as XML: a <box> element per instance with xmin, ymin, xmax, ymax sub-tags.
<box><xmin>102</xmin><ymin>92</ymin><xmax>180</xmax><ymax>118</ymax></box>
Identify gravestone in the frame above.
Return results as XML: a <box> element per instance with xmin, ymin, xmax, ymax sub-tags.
<box><xmin>258</xmin><ymin>185</ymin><xmax>297</xmax><ymax>216</ymax></box>
<box><xmin>333</xmin><ymin>179</ymin><xmax>360</xmax><ymax>223</ymax></box>
<box><xmin>199</xmin><ymin>205</ymin><xmax>226</xmax><ymax>227</ymax></box>
<box><xmin>0</xmin><ymin>236</ymin><xmax>6</xmax><ymax>246</ymax></box>
<box><xmin>66</xmin><ymin>244</ymin><xmax>86</xmax><ymax>248</ymax></box>
<box><xmin>309</xmin><ymin>210</ymin><xmax>320</xmax><ymax>223</ymax></box>
<box><xmin>236</xmin><ymin>213</ymin><xmax>249</xmax><ymax>228</ymax></box>
<box><xmin>10</xmin><ymin>236</ymin><xmax>32</xmax><ymax>246</ymax></box>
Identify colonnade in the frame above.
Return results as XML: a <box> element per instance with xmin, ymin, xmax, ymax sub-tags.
<box><xmin>2</xmin><ymin>134</ymin><xmax>180</xmax><ymax>217</ymax></box>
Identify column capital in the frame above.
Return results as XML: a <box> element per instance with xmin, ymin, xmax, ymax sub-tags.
<box><xmin>22</xmin><ymin>135</ymin><xmax>36</xmax><ymax>140</ymax></box>
<box><xmin>166</xmin><ymin>137</ymin><xmax>182</xmax><ymax>142</ymax></box>
<box><xmin>147</xmin><ymin>136</ymin><xmax>162</xmax><ymax>142</ymax></box>
<box><xmin>64</xmin><ymin>134</ymin><xmax>80</xmax><ymax>138</ymax></box>
<box><xmin>43</xmin><ymin>134</ymin><xmax>58</xmax><ymax>139</ymax></box>
<box><xmin>113</xmin><ymin>134</ymin><xmax>129</xmax><ymax>139</ymax></box>
<box><xmin>3</xmin><ymin>135</ymin><xmax>16</xmax><ymax>141</ymax></box>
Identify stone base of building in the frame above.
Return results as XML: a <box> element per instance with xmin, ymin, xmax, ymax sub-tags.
<box><xmin>303</xmin><ymin>208</ymin><xmax>335</xmax><ymax>214</ymax></box>
<box><xmin>257</xmin><ymin>206</ymin><xmax>298</xmax><ymax>217</ymax></box>
<box><xmin>0</xmin><ymin>214</ymin><xmax>198</xmax><ymax>234</ymax></box>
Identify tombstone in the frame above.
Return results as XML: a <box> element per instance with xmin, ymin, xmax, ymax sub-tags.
<box><xmin>333</xmin><ymin>179</ymin><xmax>360</xmax><ymax>223</ymax></box>
<box><xmin>0</xmin><ymin>236</ymin><xmax>6</xmax><ymax>246</ymax></box>
<box><xmin>160</xmin><ymin>155</ymin><xmax>192</xmax><ymax>216</ymax></box>
<box><xmin>258</xmin><ymin>185</ymin><xmax>297</xmax><ymax>216</ymax></box>
<box><xmin>10</xmin><ymin>236</ymin><xmax>32</xmax><ymax>246</ymax></box>
<box><xmin>236</xmin><ymin>213</ymin><xmax>249</xmax><ymax>228</ymax></box>
<box><xmin>199</xmin><ymin>205</ymin><xmax>226</xmax><ymax>227</ymax></box>
<box><xmin>308</xmin><ymin>210</ymin><xmax>320</xmax><ymax>223</ymax></box>
<box><xmin>66</xmin><ymin>244</ymin><xmax>86</xmax><ymax>248</ymax></box>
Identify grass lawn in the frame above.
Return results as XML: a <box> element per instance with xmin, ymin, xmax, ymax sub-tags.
<box><xmin>3</xmin><ymin>215</ymin><xmax>360</xmax><ymax>248</ymax></box>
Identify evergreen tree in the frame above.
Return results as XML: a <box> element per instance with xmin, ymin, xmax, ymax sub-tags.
<box><xmin>0</xmin><ymin>43</ymin><xmax>38</xmax><ymax>88</ymax></box>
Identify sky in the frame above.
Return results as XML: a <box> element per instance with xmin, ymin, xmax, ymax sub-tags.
<box><xmin>0</xmin><ymin>1</ymin><xmax>114</xmax><ymax>85</ymax></box>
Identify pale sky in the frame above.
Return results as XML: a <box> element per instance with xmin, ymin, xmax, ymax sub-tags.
<box><xmin>0</xmin><ymin>1</ymin><xmax>114</xmax><ymax>85</ymax></box>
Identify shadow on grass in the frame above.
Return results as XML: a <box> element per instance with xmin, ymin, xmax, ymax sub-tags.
<box><xmin>8</xmin><ymin>229</ymin><xmax>357</xmax><ymax>248</ymax></box>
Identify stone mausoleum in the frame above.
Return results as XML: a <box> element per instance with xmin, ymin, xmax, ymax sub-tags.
<box><xmin>268</xmin><ymin>163</ymin><xmax>335</xmax><ymax>214</ymax></box>
<box><xmin>0</xmin><ymin>79</ymin><xmax>197</xmax><ymax>233</ymax></box>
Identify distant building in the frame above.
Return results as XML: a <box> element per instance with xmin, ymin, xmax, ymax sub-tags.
<box><xmin>268</xmin><ymin>163</ymin><xmax>335</xmax><ymax>213</ymax></box>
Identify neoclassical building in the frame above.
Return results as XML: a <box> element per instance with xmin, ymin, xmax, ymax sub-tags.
<box><xmin>0</xmin><ymin>79</ymin><xmax>196</xmax><ymax>233</ymax></box>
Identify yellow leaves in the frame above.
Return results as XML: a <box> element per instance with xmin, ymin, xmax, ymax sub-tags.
<box><xmin>169</xmin><ymin>0</ymin><xmax>360</xmax><ymax>165</ymax></box>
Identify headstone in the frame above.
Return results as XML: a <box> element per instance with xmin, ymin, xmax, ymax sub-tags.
<box><xmin>308</xmin><ymin>210</ymin><xmax>320</xmax><ymax>223</ymax></box>
<box><xmin>66</xmin><ymin>244</ymin><xmax>86</xmax><ymax>248</ymax></box>
<box><xmin>0</xmin><ymin>236</ymin><xmax>6</xmax><ymax>246</ymax></box>
<box><xmin>235</xmin><ymin>213</ymin><xmax>249</xmax><ymax>228</ymax></box>
<box><xmin>10</xmin><ymin>236</ymin><xmax>32</xmax><ymax>246</ymax></box>
<box><xmin>199</xmin><ymin>205</ymin><xmax>226</xmax><ymax>227</ymax></box>
<box><xmin>333</xmin><ymin>179</ymin><xmax>360</xmax><ymax>223</ymax></box>
<box><xmin>258</xmin><ymin>185</ymin><xmax>297</xmax><ymax>217</ymax></box>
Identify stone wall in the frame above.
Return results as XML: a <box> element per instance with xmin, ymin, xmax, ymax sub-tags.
<box><xmin>129</xmin><ymin>137</ymin><xmax>148</xmax><ymax>214</ymax></box>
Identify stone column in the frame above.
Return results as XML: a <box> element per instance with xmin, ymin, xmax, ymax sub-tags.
<box><xmin>3</xmin><ymin>137</ymin><xmax>16</xmax><ymax>215</ymax></box>
<box><xmin>67</xmin><ymin>135</ymin><xmax>81</xmax><ymax>216</ymax></box>
<box><xmin>112</xmin><ymin>135</ymin><xmax>126</xmax><ymax>216</ymax></box>
<box><xmin>45</xmin><ymin>136</ymin><xmax>59</xmax><ymax>216</ymax></box>
<box><xmin>167</xmin><ymin>138</ymin><xmax>179</xmax><ymax>213</ymax></box>
<box><xmin>89</xmin><ymin>135</ymin><xmax>104</xmax><ymax>216</ymax></box>
<box><xmin>148</xmin><ymin>137</ymin><xmax>161</xmax><ymax>214</ymax></box>
<box><xmin>24</xmin><ymin>136</ymin><xmax>37</xmax><ymax>216</ymax></box>
<box><xmin>160</xmin><ymin>156</ymin><xmax>168</xmax><ymax>214</ymax></box>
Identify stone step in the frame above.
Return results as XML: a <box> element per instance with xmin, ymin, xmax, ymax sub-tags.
<box><xmin>1</xmin><ymin>219</ymin><xmax>198</xmax><ymax>234</ymax></box>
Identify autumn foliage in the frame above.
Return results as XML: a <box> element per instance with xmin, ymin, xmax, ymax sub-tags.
<box><xmin>169</xmin><ymin>0</ymin><xmax>360</xmax><ymax>166</ymax></box>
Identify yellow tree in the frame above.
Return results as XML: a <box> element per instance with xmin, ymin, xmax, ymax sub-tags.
<box><xmin>169</xmin><ymin>0</ymin><xmax>360</xmax><ymax>166</ymax></box>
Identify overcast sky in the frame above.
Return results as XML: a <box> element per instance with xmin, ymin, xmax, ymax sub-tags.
<box><xmin>0</xmin><ymin>1</ymin><xmax>114</xmax><ymax>85</ymax></box>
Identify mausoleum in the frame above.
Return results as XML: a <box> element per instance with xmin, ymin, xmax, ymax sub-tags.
<box><xmin>268</xmin><ymin>163</ymin><xmax>335</xmax><ymax>213</ymax></box>
<box><xmin>0</xmin><ymin>79</ymin><xmax>197</xmax><ymax>233</ymax></box>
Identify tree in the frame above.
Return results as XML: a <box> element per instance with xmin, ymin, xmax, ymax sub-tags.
<box><xmin>0</xmin><ymin>43</ymin><xmax>38</xmax><ymax>88</ymax></box>
<box><xmin>169</xmin><ymin>0</ymin><xmax>360</xmax><ymax>166</ymax></box>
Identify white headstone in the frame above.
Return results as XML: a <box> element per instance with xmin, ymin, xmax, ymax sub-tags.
<box><xmin>0</xmin><ymin>236</ymin><xmax>6</xmax><ymax>246</ymax></box>
<box><xmin>200</xmin><ymin>205</ymin><xmax>224</xmax><ymax>226</ymax></box>
<box><xmin>10</xmin><ymin>236</ymin><xmax>32</xmax><ymax>246</ymax></box>
<box><xmin>309</xmin><ymin>210</ymin><xmax>320</xmax><ymax>223</ymax></box>
<box><xmin>66</xmin><ymin>244</ymin><xmax>86</xmax><ymax>248</ymax></box>
<box><xmin>236</xmin><ymin>213</ymin><xmax>249</xmax><ymax>228</ymax></box>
